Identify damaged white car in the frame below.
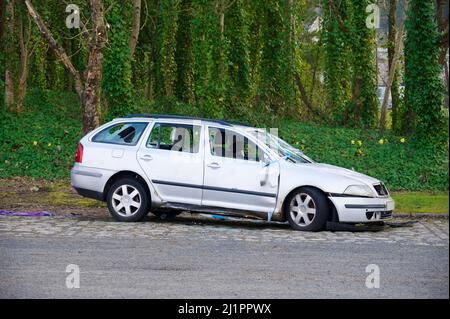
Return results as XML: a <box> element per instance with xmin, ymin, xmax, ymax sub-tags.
<box><xmin>71</xmin><ymin>114</ymin><xmax>395</xmax><ymax>231</ymax></box>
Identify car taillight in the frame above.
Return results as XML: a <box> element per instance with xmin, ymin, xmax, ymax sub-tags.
<box><xmin>75</xmin><ymin>143</ymin><xmax>83</xmax><ymax>163</ymax></box>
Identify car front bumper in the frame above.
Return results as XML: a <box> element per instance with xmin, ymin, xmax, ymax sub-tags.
<box><xmin>329</xmin><ymin>195</ymin><xmax>395</xmax><ymax>223</ymax></box>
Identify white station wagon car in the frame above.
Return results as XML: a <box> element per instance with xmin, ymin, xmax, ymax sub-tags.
<box><xmin>71</xmin><ymin>114</ymin><xmax>394</xmax><ymax>231</ymax></box>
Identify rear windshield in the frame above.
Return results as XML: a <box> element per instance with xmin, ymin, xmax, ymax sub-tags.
<box><xmin>92</xmin><ymin>122</ymin><xmax>148</xmax><ymax>146</ymax></box>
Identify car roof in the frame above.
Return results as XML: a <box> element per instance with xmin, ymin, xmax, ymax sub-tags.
<box><xmin>117</xmin><ymin>114</ymin><xmax>252</xmax><ymax>128</ymax></box>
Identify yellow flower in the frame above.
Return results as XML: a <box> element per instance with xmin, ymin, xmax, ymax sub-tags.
<box><xmin>218</xmin><ymin>97</ymin><xmax>224</xmax><ymax>102</ymax></box>
<box><xmin>351</xmin><ymin>140</ymin><xmax>355</xmax><ymax>145</ymax></box>
<box><xmin>400</xmin><ymin>137</ymin><xmax>406</xmax><ymax>143</ymax></box>
<box><xmin>32</xmin><ymin>141</ymin><xmax>38</xmax><ymax>146</ymax></box>
<box><xmin>357</xmin><ymin>140</ymin><xmax>362</xmax><ymax>146</ymax></box>
<box><xmin>378</xmin><ymin>139</ymin><xmax>384</xmax><ymax>145</ymax></box>
<box><xmin>47</xmin><ymin>143</ymin><xmax>52</xmax><ymax>148</ymax></box>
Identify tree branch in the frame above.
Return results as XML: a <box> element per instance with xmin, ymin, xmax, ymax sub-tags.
<box><xmin>23</xmin><ymin>0</ymin><xmax>83</xmax><ymax>98</ymax></box>
<box><xmin>294</xmin><ymin>72</ymin><xmax>326</xmax><ymax>120</ymax></box>
<box><xmin>327</xmin><ymin>0</ymin><xmax>349</xmax><ymax>33</ymax></box>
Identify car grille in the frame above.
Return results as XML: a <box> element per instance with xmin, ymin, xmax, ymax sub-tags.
<box><xmin>373</xmin><ymin>183</ymin><xmax>389</xmax><ymax>196</ymax></box>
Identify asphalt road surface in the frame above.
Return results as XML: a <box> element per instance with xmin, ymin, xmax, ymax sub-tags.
<box><xmin>0</xmin><ymin>215</ymin><xmax>448</xmax><ymax>298</ymax></box>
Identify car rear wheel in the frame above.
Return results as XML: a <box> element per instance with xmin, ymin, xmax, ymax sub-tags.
<box><xmin>107</xmin><ymin>178</ymin><xmax>150</xmax><ymax>222</ymax></box>
<box><xmin>285</xmin><ymin>187</ymin><xmax>329</xmax><ymax>231</ymax></box>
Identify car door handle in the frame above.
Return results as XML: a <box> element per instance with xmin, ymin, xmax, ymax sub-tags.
<box><xmin>207</xmin><ymin>162</ymin><xmax>220</xmax><ymax>169</ymax></box>
<box><xmin>140</xmin><ymin>155</ymin><xmax>153</xmax><ymax>161</ymax></box>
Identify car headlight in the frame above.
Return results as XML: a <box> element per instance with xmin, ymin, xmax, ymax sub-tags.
<box><xmin>343</xmin><ymin>185</ymin><xmax>375</xmax><ymax>197</ymax></box>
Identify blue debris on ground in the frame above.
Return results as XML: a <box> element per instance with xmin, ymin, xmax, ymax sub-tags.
<box><xmin>0</xmin><ymin>210</ymin><xmax>53</xmax><ymax>217</ymax></box>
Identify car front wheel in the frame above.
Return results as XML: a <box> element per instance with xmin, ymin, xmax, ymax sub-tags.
<box><xmin>107</xmin><ymin>178</ymin><xmax>150</xmax><ymax>222</ymax></box>
<box><xmin>285</xmin><ymin>187</ymin><xmax>330</xmax><ymax>231</ymax></box>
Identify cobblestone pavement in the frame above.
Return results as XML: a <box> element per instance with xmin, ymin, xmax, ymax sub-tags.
<box><xmin>0</xmin><ymin>214</ymin><xmax>448</xmax><ymax>247</ymax></box>
<box><xmin>1</xmin><ymin>214</ymin><xmax>448</xmax><ymax>298</ymax></box>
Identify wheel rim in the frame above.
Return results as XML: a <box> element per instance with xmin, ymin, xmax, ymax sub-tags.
<box><xmin>111</xmin><ymin>184</ymin><xmax>141</xmax><ymax>217</ymax></box>
<box><xmin>289</xmin><ymin>193</ymin><xmax>316</xmax><ymax>227</ymax></box>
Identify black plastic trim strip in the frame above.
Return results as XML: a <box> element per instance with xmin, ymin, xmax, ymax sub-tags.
<box><xmin>345</xmin><ymin>204</ymin><xmax>386</xmax><ymax>209</ymax></box>
<box><xmin>153</xmin><ymin>180</ymin><xmax>203</xmax><ymax>190</ymax></box>
<box><xmin>152</xmin><ymin>180</ymin><xmax>277</xmax><ymax>198</ymax></box>
<box><xmin>329</xmin><ymin>193</ymin><xmax>373</xmax><ymax>198</ymax></box>
<box><xmin>74</xmin><ymin>187</ymin><xmax>104</xmax><ymax>201</ymax></box>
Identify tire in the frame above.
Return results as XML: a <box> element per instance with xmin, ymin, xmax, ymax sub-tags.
<box><xmin>107</xmin><ymin>178</ymin><xmax>150</xmax><ymax>222</ymax></box>
<box><xmin>284</xmin><ymin>187</ymin><xmax>330</xmax><ymax>231</ymax></box>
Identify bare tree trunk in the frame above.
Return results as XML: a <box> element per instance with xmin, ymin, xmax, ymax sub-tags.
<box><xmin>4</xmin><ymin>69</ymin><xmax>13</xmax><ymax>108</ymax></box>
<box><xmin>82</xmin><ymin>50</ymin><xmax>102</xmax><ymax>132</ymax></box>
<box><xmin>82</xmin><ymin>0</ymin><xmax>106</xmax><ymax>133</ymax></box>
<box><xmin>219</xmin><ymin>5</ymin><xmax>225</xmax><ymax>34</ymax></box>
<box><xmin>0</xmin><ymin>0</ymin><xmax>5</xmax><ymax>40</ymax></box>
<box><xmin>309</xmin><ymin>44</ymin><xmax>321</xmax><ymax>104</ymax></box>
<box><xmin>445</xmin><ymin>55</ymin><xmax>449</xmax><ymax>89</ymax></box>
<box><xmin>4</xmin><ymin>0</ymin><xmax>14</xmax><ymax>109</ymax></box>
<box><xmin>129</xmin><ymin>0</ymin><xmax>141</xmax><ymax>57</ymax></box>
<box><xmin>436</xmin><ymin>0</ymin><xmax>448</xmax><ymax>63</ymax></box>
<box><xmin>387</xmin><ymin>0</ymin><xmax>400</xmax><ymax>131</ymax></box>
<box><xmin>216</xmin><ymin>0</ymin><xmax>225</xmax><ymax>77</ymax></box>
<box><xmin>17</xmin><ymin>13</ymin><xmax>30</xmax><ymax>112</ymax></box>
<box><xmin>145</xmin><ymin>60</ymin><xmax>154</xmax><ymax>100</ymax></box>
<box><xmin>352</xmin><ymin>76</ymin><xmax>362</xmax><ymax>127</ymax></box>
<box><xmin>216</xmin><ymin>0</ymin><xmax>225</xmax><ymax>33</ymax></box>
<box><xmin>380</xmin><ymin>0</ymin><xmax>407</xmax><ymax>132</ymax></box>
<box><xmin>445</xmin><ymin>55</ymin><xmax>449</xmax><ymax>108</ymax></box>
<box><xmin>64</xmin><ymin>38</ymin><xmax>74</xmax><ymax>91</ymax></box>
<box><xmin>436</xmin><ymin>0</ymin><xmax>449</xmax><ymax>95</ymax></box>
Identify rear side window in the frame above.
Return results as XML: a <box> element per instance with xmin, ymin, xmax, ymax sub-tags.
<box><xmin>147</xmin><ymin>123</ymin><xmax>201</xmax><ymax>153</ymax></box>
<box><xmin>92</xmin><ymin>122</ymin><xmax>148</xmax><ymax>145</ymax></box>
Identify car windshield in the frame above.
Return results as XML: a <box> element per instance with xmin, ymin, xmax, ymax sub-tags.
<box><xmin>246</xmin><ymin>129</ymin><xmax>314</xmax><ymax>164</ymax></box>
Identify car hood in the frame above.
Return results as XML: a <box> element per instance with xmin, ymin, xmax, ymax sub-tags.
<box><xmin>300</xmin><ymin>162</ymin><xmax>380</xmax><ymax>185</ymax></box>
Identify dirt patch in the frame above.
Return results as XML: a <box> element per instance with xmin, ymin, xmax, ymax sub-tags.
<box><xmin>0</xmin><ymin>177</ymin><xmax>108</xmax><ymax>219</ymax></box>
